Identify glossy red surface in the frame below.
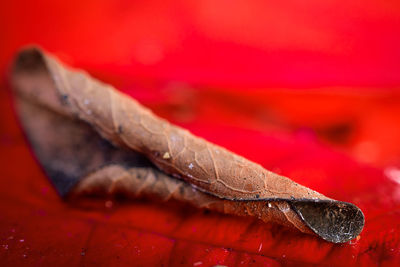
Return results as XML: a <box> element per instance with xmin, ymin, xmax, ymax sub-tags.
<box><xmin>1</xmin><ymin>1</ymin><xmax>400</xmax><ymax>266</ymax></box>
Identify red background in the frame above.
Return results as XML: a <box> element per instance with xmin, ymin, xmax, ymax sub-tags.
<box><xmin>1</xmin><ymin>0</ymin><xmax>400</xmax><ymax>266</ymax></box>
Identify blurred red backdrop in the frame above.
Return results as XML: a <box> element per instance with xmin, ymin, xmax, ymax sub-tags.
<box><xmin>1</xmin><ymin>0</ymin><xmax>400</xmax><ymax>266</ymax></box>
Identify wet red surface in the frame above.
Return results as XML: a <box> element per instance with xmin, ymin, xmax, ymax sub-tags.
<box><xmin>1</xmin><ymin>1</ymin><xmax>400</xmax><ymax>266</ymax></box>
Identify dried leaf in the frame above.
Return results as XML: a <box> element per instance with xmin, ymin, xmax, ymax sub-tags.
<box><xmin>11</xmin><ymin>47</ymin><xmax>364</xmax><ymax>243</ymax></box>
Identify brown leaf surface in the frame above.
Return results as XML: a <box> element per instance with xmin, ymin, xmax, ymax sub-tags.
<box><xmin>11</xmin><ymin>47</ymin><xmax>364</xmax><ymax>243</ymax></box>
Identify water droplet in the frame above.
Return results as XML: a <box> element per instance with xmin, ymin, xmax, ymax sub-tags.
<box><xmin>188</xmin><ymin>163</ymin><xmax>194</xmax><ymax>169</ymax></box>
<box><xmin>281</xmin><ymin>206</ymin><xmax>290</xmax><ymax>212</ymax></box>
<box><xmin>385</xmin><ymin>167</ymin><xmax>400</xmax><ymax>184</ymax></box>
<box><xmin>268</xmin><ymin>203</ymin><xmax>272</xmax><ymax>208</ymax></box>
<box><xmin>193</xmin><ymin>261</ymin><xmax>202</xmax><ymax>266</ymax></box>
<box><xmin>258</xmin><ymin>243</ymin><xmax>263</xmax><ymax>252</ymax></box>
<box><xmin>163</xmin><ymin>152</ymin><xmax>171</xmax><ymax>159</ymax></box>
<box><xmin>105</xmin><ymin>200</ymin><xmax>113</xmax><ymax>208</ymax></box>
<box><xmin>19</xmin><ymin>239</ymin><xmax>24</xmax><ymax>243</ymax></box>
<box><xmin>170</xmin><ymin>134</ymin><xmax>178</xmax><ymax>142</ymax></box>
<box><xmin>23</xmin><ymin>254</ymin><xmax>27</xmax><ymax>258</ymax></box>
<box><xmin>60</xmin><ymin>94</ymin><xmax>68</xmax><ymax>104</ymax></box>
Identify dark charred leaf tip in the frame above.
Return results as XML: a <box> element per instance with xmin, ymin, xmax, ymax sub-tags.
<box><xmin>13</xmin><ymin>46</ymin><xmax>46</xmax><ymax>73</ymax></box>
<box><xmin>290</xmin><ymin>200</ymin><xmax>365</xmax><ymax>243</ymax></box>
